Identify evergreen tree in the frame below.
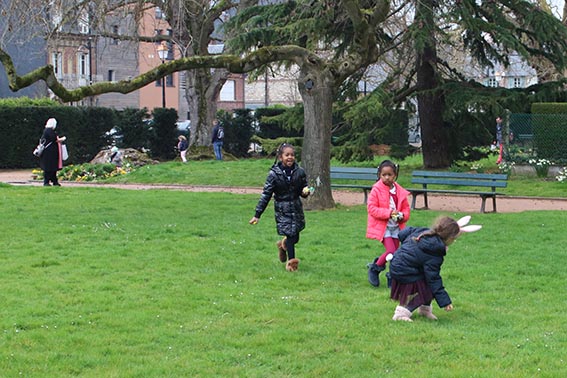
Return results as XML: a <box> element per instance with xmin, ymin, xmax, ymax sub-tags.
<box><xmin>225</xmin><ymin>0</ymin><xmax>390</xmax><ymax>209</ymax></box>
<box><xmin>406</xmin><ymin>0</ymin><xmax>567</xmax><ymax>167</ymax></box>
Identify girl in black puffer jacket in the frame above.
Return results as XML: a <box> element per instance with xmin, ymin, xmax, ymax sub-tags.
<box><xmin>249</xmin><ymin>143</ymin><xmax>311</xmax><ymax>271</ymax></box>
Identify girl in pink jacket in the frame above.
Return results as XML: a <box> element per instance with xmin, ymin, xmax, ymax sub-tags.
<box><xmin>366</xmin><ymin>160</ymin><xmax>410</xmax><ymax>287</ymax></box>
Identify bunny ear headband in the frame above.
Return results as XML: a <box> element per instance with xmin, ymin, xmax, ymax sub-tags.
<box><xmin>457</xmin><ymin>215</ymin><xmax>482</xmax><ymax>233</ymax></box>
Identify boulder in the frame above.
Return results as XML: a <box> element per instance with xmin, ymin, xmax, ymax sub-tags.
<box><xmin>90</xmin><ymin>148</ymin><xmax>159</xmax><ymax>167</ymax></box>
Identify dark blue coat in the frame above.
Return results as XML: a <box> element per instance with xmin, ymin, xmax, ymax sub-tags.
<box><xmin>254</xmin><ymin>162</ymin><xmax>308</xmax><ymax>237</ymax></box>
<box><xmin>389</xmin><ymin>226</ymin><xmax>452</xmax><ymax>308</ymax></box>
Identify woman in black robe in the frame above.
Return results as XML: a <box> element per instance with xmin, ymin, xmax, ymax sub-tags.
<box><xmin>39</xmin><ymin>118</ymin><xmax>66</xmax><ymax>186</ymax></box>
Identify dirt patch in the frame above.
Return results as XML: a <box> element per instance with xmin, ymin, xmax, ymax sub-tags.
<box><xmin>3</xmin><ymin>169</ymin><xmax>567</xmax><ymax>213</ymax></box>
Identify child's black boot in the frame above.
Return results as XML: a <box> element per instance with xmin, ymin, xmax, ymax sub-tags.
<box><xmin>367</xmin><ymin>257</ymin><xmax>385</xmax><ymax>287</ymax></box>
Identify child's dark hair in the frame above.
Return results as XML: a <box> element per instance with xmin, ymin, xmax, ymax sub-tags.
<box><xmin>415</xmin><ymin>216</ymin><xmax>460</xmax><ymax>245</ymax></box>
<box><xmin>377</xmin><ymin>159</ymin><xmax>399</xmax><ymax>176</ymax></box>
<box><xmin>274</xmin><ymin>143</ymin><xmax>295</xmax><ymax>164</ymax></box>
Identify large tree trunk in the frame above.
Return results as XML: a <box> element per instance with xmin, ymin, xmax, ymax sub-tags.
<box><xmin>186</xmin><ymin>68</ymin><xmax>217</xmax><ymax>147</ymax></box>
<box><xmin>185</xmin><ymin>67</ymin><xmax>228</xmax><ymax>147</ymax></box>
<box><xmin>415</xmin><ymin>0</ymin><xmax>450</xmax><ymax>169</ymax></box>
<box><xmin>298</xmin><ymin>67</ymin><xmax>335</xmax><ymax>210</ymax></box>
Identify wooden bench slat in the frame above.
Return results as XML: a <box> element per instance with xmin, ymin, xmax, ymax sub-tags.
<box><xmin>410</xmin><ymin>189</ymin><xmax>505</xmax><ymax>196</ymax></box>
<box><xmin>331</xmin><ymin>172</ymin><xmax>377</xmax><ymax>180</ymax></box>
<box><xmin>412</xmin><ymin>170</ymin><xmax>508</xmax><ymax>180</ymax></box>
<box><xmin>330</xmin><ymin>167</ymin><xmax>377</xmax><ymax>174</ymax></box>
<box><xmin>411</xmin><ymin>177</ymin><xmax>507</xmax><ymax>188</ymax></box>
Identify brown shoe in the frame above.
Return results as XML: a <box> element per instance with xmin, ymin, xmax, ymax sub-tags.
<box><xmin>286</xmin><ymin>258</ymin><xmax>299</xmax><ymax>272</ymax></box>
<box><xmin>276</xmin><ymin>237</ymin><xmax>287</xmax><ymax>262</ymax></box>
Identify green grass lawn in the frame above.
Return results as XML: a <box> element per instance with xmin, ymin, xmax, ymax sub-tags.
<box><xmin>1</xmin><ymin>184</ymin><xmax>566</xmax><ymax>377</ymax></box>
<box><xmin>103</xmin><ymin>157</ymin><xmax>567</xmax><ymax>198</ymax></box>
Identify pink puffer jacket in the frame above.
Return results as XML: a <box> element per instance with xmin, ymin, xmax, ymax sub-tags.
<box><xmin>366</xmin><ymin>180</ymin><xmax>410</xmax><ymax>242</ymax></box>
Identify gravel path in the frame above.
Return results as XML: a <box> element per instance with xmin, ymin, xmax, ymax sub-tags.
<box><xmin>2</xmin><ymin>169</ymin><xmax>567</xmax><ymax>213</ymax></box>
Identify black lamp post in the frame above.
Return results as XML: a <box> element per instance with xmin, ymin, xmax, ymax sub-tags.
<box><xmin>87</xmin><ymin>36</ymin><xmax>93</xmax><ymax>106</ymax></box>
<box><xmin>157</xmin><ymin>42</ymin><xmax>168</xmax><ymax>108</ymax></box>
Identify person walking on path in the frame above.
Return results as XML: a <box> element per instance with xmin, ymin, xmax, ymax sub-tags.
<box><xmin>249</xmin><ymin>143</ymin><xmax>311</xmax><ymax>272</ymax></box>
<box><xmin>39</xmin><ymin>118</ymin><xmax>66</xmax><ymax>186</ymax></box>
<box><xmin>496</xmin><ymin>116</ymin><xmax>504</xmax><ymax>164</ymax></box>
<box><xmin>366</xmin><ymin>160</ymin><xmax>411</xmax><ymax>287</ymax></box>
<box><xmin>177</xmin><ymin>135</ymin><xmax>188</xmax><ymax>163</ymax></box>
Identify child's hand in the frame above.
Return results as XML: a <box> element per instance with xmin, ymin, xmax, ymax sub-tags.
<box><xmin>390</xmin><ymin>211</ymin><xmax>403</xmax><ymax>222</ymax></box>
<box><xmin>301</xmin><ymin>186</ymin><xmax>313</xmax><ymax>197</ymax></box>
<box><xmin>249</xmin><ymin>217</ymin><xmax>259</xmax><ymax>225</ymax></box>
<box><xmin>444</xmin><ymin>304</ymin><xmax>454</xmax><ymax>312</ymax></box>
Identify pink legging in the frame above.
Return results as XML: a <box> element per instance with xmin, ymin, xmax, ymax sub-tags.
<box><xmin>375</xmin><ymin>237</ymin><xmax>400</xmax><ymax>267</ymax></box>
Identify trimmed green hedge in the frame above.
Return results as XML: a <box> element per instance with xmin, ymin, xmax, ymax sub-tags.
<box><xmin>0</xmin><ymin>106</ymin><xmax>115</xmax><ymax>169</ymax></box>
<box><xmin>1</xmin><ymin>101</ymin><xmax>180</xmax><ymax>168</ymax></box>
<box><xmin>531</xmin><ymin>103</ymin><xmax>567</xmax><ymax>161</ymax></box>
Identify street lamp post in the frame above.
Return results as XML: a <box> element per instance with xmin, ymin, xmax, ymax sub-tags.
<box><xmin>157</xmin><ymin>42</ymin><xmax>168</xmax><ymax>108</ymax></box>
<box><xmin>87</xmin><ymin>36</ymin><xmax>93</xmax><ymax>106</ymax></box>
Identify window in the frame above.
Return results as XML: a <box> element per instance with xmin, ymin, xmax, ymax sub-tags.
<box><xmin>108</xmin><ymin>70</ymin><xmax>115</xmax><ymax>82</ymax></box>
<box><xmin>155</xmin><ymin>7</ymin><xmax>164</xmax><ymax>19</ymax></box>
<box><xmin>166</xmin><ymin>74</ymin><xmax>174</xmax><ymax>87</ymax></box>
<box><xmin>111</xmin><ymin>25</ymin><xmax>119</xmax><ymax>45</ymax></box>
<box><xmin>156</xmin><ymin>75</ymin><xmax>173</xmax><ymax>87</ymax></box>
<box><xmin>219</xmin><ymin>80</ymin><xmax>235</xmax><ymax>101</ymax></box>
<box><xmin>51</xmin><ymin>52</ymin><xmax>62</xmax><ymax>78</ymax></box>
<box><xmin>487</xmin><ymin>78</ymin><xmax>498</xmax><ymax>88</ymax></box>
<box><xmin>78</xmin><ymin>53</ymin><xmax>90</xmax><ymax>77</ymax></box>
<box><xmin>179</xmin><ymin>71</ymin><xmax>186</xmax><ymax>90</ymax></box>
<box><xmin>513</xmin><ymin>77</ymin><xmax>522</xmax><ymax>88</ymax></box>
<box><xmin>78</xmin><ymin>10</ymin><xmax>90</xmax><ymax>34</ymax></box>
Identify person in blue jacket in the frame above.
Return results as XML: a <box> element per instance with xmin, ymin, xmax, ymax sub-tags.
<box><xmin>211</xmin><ymin>119</ymin><xmax>224</xmax><ymax>160</ymax></box>
<box><xmin>389</xmin><ymin>216</ymin><xmax>477</xmax><ymax>321</ymax></box>
<box><xmin>249</xmin><ymin>143</ymin><xmax>311</xmax><ymax>272</ymax></box>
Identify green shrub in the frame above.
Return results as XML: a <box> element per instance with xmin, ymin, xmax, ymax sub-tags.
<box><xmin>218</xmin><ymin>109</ymin><xmax>256</xmax><ymax>158</ymax></box>
<box><xmin>150</xmin><ymin>108</ymin><xmax>178</xmax><ymax>160</ymax></box>
<box><xmin>58</xmin><ymin>163</ymin><xmax>132</xmax><ymax>181</ymax></box>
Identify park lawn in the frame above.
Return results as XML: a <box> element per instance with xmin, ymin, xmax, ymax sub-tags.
<box><xmin>105</xmin><ymin>158</ymin><xmax>567</xmax><ymax>198</ymax></box>
<box><xmin>0</xmin><ymin>185</ymin><xmax>566</xmax><ymax>377</ymax></box>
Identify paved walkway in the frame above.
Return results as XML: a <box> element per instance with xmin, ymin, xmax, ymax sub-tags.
<box><xmin>2</xmin><ymin>169</ymin><xmax>567</xmax><ymax>212</ymax></box>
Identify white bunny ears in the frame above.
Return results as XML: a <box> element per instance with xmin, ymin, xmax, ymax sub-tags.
<box><xmin>457</xmin><ymin>215</ymin><xmax>482</xmax><ymax>233</ymax></box>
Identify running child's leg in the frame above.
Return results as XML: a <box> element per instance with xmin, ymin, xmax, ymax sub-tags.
<box><xmin>375</xmin><ymin>237</ymin><xmax>400</xmax><ymax>267</ymax></box>
<box><xmin>284</xmin><ymin>234</ymin><xmax>300</xmax><ymax>259</ymax></box>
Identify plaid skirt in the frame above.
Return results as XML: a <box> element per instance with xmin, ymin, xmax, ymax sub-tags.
<box><xmin>390</xmin><ymin>278</ymin><xmax>433</xmax><ymax>309</ymax></box>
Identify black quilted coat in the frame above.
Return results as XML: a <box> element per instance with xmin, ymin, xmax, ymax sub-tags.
<box><xmin>389</xmin><ymin>226</ymin><xmax>452</xmax><ymax>308</ymax></box>
<box><xmin>254</xmin><ymin>162</ymin><xmax>308</xmax><ymax>237</ymax></box>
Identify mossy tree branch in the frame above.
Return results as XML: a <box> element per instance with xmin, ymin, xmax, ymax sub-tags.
<box><xmin>0</xmin><ymin>45</ymin><xmax>319</xmax><ymax>103</ymax></box>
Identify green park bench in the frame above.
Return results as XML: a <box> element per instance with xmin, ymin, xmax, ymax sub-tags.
<box><xmin>408</xmin><ymin>170</ymin><xmax>509</xmax><ymax>213</ymax></box>
<box><xmin>330</xmin><ymin>167</ymin><xmax>377</xmax><ymax>204</ymax></box>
